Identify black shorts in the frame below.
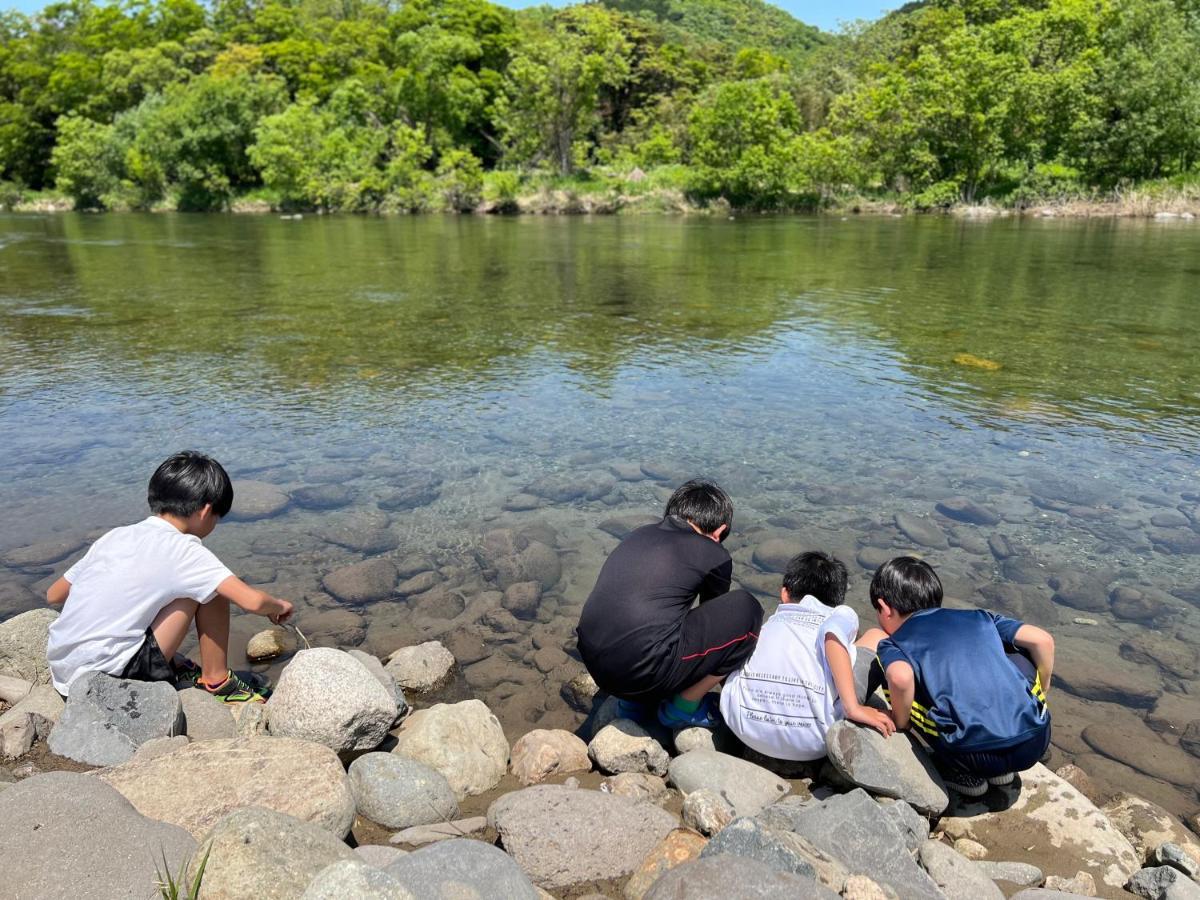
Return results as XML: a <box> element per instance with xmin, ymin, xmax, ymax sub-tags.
<box><xmin>119</xmin><ymin>627</ymin><xmax>175</xmax><ymax>684</ymax></box>
<box><xmin>585</xmin><ymin>589</ymin><xmax>764</xmax><ymax>702</ymax></box>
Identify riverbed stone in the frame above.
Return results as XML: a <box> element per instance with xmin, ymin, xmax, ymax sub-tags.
<box><xmin>0</xmin><ymin>684</ymin><xmax>63</xmax><ymax>757</ymax></box>
<box><xmin>0</xmin><ymin>537</ymin><xmax>84</xmax><ymax>569</ymax></box>
<box><xmin>919</xmin><ymin>840</ymin><xmax>1004</xmax><ymax>900</ymax></box>
<box><xmin>894</xmin><ymin>513</ymin><xmax>949</xmax><ymax>549</ymax></box>
<box><xmin>348</xmin><ymin>648</ymin><xmax>408</xmax><ymax>721</ymax></box>
<box><xmin>1123</xmin><ymin>634</ymin><xmax>1198</xmax><ymax>680</ymax></box>
<box><xmin>99</xmin><ymin>735</ymin><xmax>356</xmax><ymax>839</ymax></box>
<box><xmin>502</xmin><ymin>581</ymin><xmax>542</xmax><ymax>619</ymax></box>
<box><xmin>936</xmin><ymin>497</ymin><xmax>1001</xmax><ymax>526</ymax></box>
<box><xmin>292</xmin><ymin>483</ymin><xmax>355</xmax><ymax>510</ymax></box>
<box><xmin>700</xmin><ymin>816</ymin><xmax>844</xmax><ymax>886</ymax></box>
<box><xmin>1154</xmin><ymin>843</ymin><xmax>1200</xmax><ymax>879</ymax></box>
<box><xmin>682</xmin><ymin>788</ymin><xmax>735</xmax><ymax>836</ymax></box>
<box><xmin>385</xmin><ymin>640</ymin><xmax>456</xmax><ymax>692</ymax></box>
<box><xmin>305</xmin><ymin>606</ymin><xmax>366</xmax><ymax>646</ymax></box>
<box><xmin>0</xmin><ymin>771</ymin><xmax>196</xmax><ymax>900</ymax></box>
<box><xmin>1111</xmin><ymin>586</ymin><xmax>1172</xmax><ymax>622</ymax></box>
<box><xmin>510</xmin><ymin>728</ymin><xmax>591</xmax><ymax>785</ymax></box>
<box><xmin>487</xmin><ymin>784</ymin><xmax>678</xmax><ymax>890</ymax></box>
<box><xmin>625</xmin><ymin>829</ymin><xmax>709</xmax><ymax>900</ymax></box>
<box><xmin>1082</xmin><ymin>720</ymin><xmax>1199</xmax><ymax>787</ymax></box>
<box><xmin>0</xmin><ymin>608</ymin><xmax>57</xmax><ymax>683</ymax></box>
<box><xmin>392</xmin><ymin>699</ymin><xmax>509</xmax><ymax>800</ymax></box>
<box><xmin>1101</xmin><ymin>794</ymin><xmax>1200</xmax><ymax>866</ymax></box>
<box><xmin>752</xmin><ymin>539</ymin><xmax>795</xmax><ymax>573</ymax></box>
<box><xmin>377</xmin><ymin>472</ymin><xmax>442</xmax><ymax>511</ymax></box>
<box><xmin>302</xmin><ymin>858</ymin><xmax>415</xmax><ymax>900</ymax></box>
<box><xmin>603</xmin><ymin>771</ymin><xmax>672</xmax><ymax>805</ymax></box>
<box><xmin>348</xmin><ymin>752</ymin><xmax>459</xmax><ymax>829</ymax></box>
<box><xmin>1048</xmin><ymin>574</ymin><xmax>1111</xmax><ymax>613</ymax></box>
<box><xmin>644</xmin><ymin>854</ymin><xmax>835</xmax><ymax>900</ymax></box>
<box><xmin>323</xmin><ymin>558</ymin><xmax>398</xmax><ymax>604</ymax></box>
<box><xmin>944</xmin><ymin>764</ymin><xmax>1140</xmax><ymax>890</ymax></box>
<box><xmin>177</xmin><ymin>686</ymin><xmax>237</xmax><ymax>740</ymax></box>
<box><xmin>668</xmin><ymin>750</ymin><xmax>790</xmax><ymax>817</ymax></box>
<box><xmin>387</xmin><ymin>838</ymin><xmax>541</xmax><ymax>899</ymax></box>
<box><xmin>390</xmin><ymin>817</ymin><xmax>488</xmax><ymax>846</ymax></box>
<box><xmin>267</xmin><ymin>648</ymin><xmax>397</xmax><ymax>752</ymax></box>
<box><xmin>188</xmin><ymin>806</ymin><xmax>356</xmax><ymax>900</ymax></box>
<box><xmin>246</xmin><ymin>627</ymin><xmax>295</xmax><ymax>660</ymax></box>
<box><xmin>48</xmin><ymin>672</ymin><xmax>183</xmax><ymax>765</ymax></box>
<box><xmin>825</xmin><ymin>720</ymin><xmax>950</xmax><ymax>816</ymax></box>
<box><xmin>0</xmin><ymin>673</ymin><xmax>32</xmax><ymax>704</ymax></box>
<box><xmin>1151</xmin><ymin>530</ymin><xmax>1200</xmax><ymax>555</ymax></box>
<box><xmin>1126</xmin><ymin>867</ymin><xmax>1200</xmax><ymax>900</ymax></box>
<box><xmin>590</xmin><ymin>719</ymin><xmax>670</xmax><ymax>776</ymax></box>
<box><xmin>228</xmin><ymin>479</ymin><xmax>291</xmax><ymax>521</ymax></box>
<box><xmin>598</xmin><ymin>514</ymin><xmax>658</xmax><ymax>540</ymax></box>
<box><xmin>561</xmin><ymin>670</ymin><xmax>599</xmax><ymax>711</ymax></box>
<box><xmin>1055</xmin><ymin>635</ymin><xmax>1162</xmax><ymax>707</ymax></box>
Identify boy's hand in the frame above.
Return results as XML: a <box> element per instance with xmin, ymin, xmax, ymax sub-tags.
<box><xmin>848</xmin><ymin>704</ymin><xmax>896</xmax><ymax>738</ymax></box>
<box><xmin>269</xmin><ymin>599</ymin><xmax>294</xmax><ymax>625</ymax></box>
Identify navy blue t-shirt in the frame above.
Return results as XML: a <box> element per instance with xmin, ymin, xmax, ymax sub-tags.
<box><xmin>874</xmin><ymin>608</ymin><xmax>1049</xmax><ymax>752</ymax></box>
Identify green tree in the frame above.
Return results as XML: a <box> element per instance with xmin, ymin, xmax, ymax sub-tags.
<box><xmin>50</xmin><ymin>113</ymin><xmax>118</xmax><ymax>206</ymax></box>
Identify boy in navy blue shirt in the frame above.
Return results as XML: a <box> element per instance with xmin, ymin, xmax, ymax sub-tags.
<box><xmin>861</xmin><ymin>557</ymin><xmax>1055</xmax><ymax>796</ymax></box>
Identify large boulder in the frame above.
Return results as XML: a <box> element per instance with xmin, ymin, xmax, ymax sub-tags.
<box><xmin>700</xmin><ymin>816</ymin><xmax>848</xmax><ymax>891</ymax></box>
<box><xmin>643</xmin><ymin>855</ymin><xmax>837</xmax><ymax>900</ymax></box>
<box><xmin>1100</xmin><ymin>794</ymin><xmax>1200</xmax><ymax>867</ymax></box>
<box><xmin>1054</xmin><ymin>635</ymin><xmax>1162</xmax><ymax>707</ymax></box>
<box><xmin>384</xmin><ymin>641</ymin><xmax>455</xmax><ymax>692</ymax></box>
<box><xmin>488</xmin><ymin>784</ymin><xmax>678</xmax><ymax>891</ymax></box>
<box><xmin>0</xmin><ymin>608</ymin><xmax>57</xmax><ymax>684</ymax></box>
<box><xmin>227</xmin><ymin>480</ymin><xmax>291</xmax><ymax>521</ymax></box>
<box><xmin>825</xmin><ymin>720</ymin><xmax>950</xmax><ymax>816</ymax></box>
<box><xmin>347</xmin><ymin>649</ymin><xmax>408</xmax><ymax>721</ymax></box>
<box><xmin>302</xmin><ymin>859</ymin><xmax>416</xmax><ymax>900</ymax></box>
<box><xmin>0</xmin><ymin>684</ymin><xmax>63</xmax><ymax>758</ymax></box>
<box><xmin>186</xmin><ymin>806</ymin><xmax>356</xmax><ymax>900</ymax></box>
<box><xmin>48</xmin><ymin>672</ymin><xmax>183</xmax><ymax>766</ymax></box>
<box><xmin>267</xmin><ymin>648</ymin><xmax>397</xmax><ymax>752</ymax></box>
<box><xmin>668</xmin><ymin>750</ymin><xmax>790</xmax><ymax>817</ymax></box>
<box><xmin>348</xmin><ymin>752</ymin><xmax>459</xmax><ymax>830</ymax></box>
<box><xmin>99</xmin><ymin>735</ymin><xmax>356</xmax><ymax>839</ymax></box>
<box><xmin>510</xmin><ymin>728</ymin><xmax>591</xmax><ymax>785</ymax></box>
<box><xmin>391</xmin><ymin>700</ymin><xmax>509</xmax><ymax>800</ymax></box>
<box><xmin>589</xmin><ymin>719</ymin><xmax>670</xmax><ymax>776</ymax></box>
<box><xmin>323</xmin><ymin>558</ymin><xmax>398</xmax><ymax>605</ymax></box>
<box><xmin>766</xmin><ymin>788</ymin><xmax>944</xmax><ymax>900</ymax></box>
<box><xmin>0</xmin><ymin>771</ymin><xmax>196</xmax><ymax>900</ymax></box>
<box><xmin>942</xmin><ymin>764</ymin><xmax>1140</xmax><ymax>890</ymax></box>
<box><xmin>386</xmin><ymin>838</ymin><xmax>541</xmax><ymax>899</ymax></box>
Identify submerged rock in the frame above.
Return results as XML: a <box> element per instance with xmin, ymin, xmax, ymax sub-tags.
<box><xmin>292</xmin><ymin>483</ymin><xmax>355</xmax><ymax>510</ymax></box>
<box><xmin>0</xmin><ymin>537</ymin><xmax>84</xmax><ymax>569</ymax></box>
<box><xmin>894</xmin><ymin>513</ymin><xmax>949</xmax><ymax>550</ymax></box>
<box><xmin>323</xmin><ymin>558</ymin><xmax>398</xmax><ymax>605</ymax></box>
<box><xmin>936</xmin><ymin>498</ymin><xmax>1001</xmax><ymax>526</ymax></box>
<box><xmin>1054</xmin><ymin>635</ymin><xmax>1162</xmax><ymax>707</ymax></box>
<box><xmin>227</xmin><ymin>480</ymin><xmax>291</xmax><ymax>521</ymax></box>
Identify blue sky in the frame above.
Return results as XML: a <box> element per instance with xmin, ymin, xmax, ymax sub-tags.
<box><xmin>1</xmin><ymin>0</ymin><xmax>902</xmax><ymax>32</ymax></box>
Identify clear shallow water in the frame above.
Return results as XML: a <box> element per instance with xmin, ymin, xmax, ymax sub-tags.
<box><xmin>1</xmin><ymin>213</ymin><xmax>1197</xmax><ymax>815</ymax></box>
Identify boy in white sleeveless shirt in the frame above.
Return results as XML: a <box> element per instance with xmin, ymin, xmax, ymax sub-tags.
<box><xmin>721</xmin><ymin>551</ymin><xmax>894</xmax><ymax>761</ymax></box>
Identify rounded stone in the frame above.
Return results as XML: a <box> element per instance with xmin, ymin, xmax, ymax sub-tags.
<box><xmin>589</xmin><ymin>720</ymin><xmax>670</xmax><ymax>776</ymax></box>
<box><xmin>385</xmin><ymin>641</ymin><xmax>455</xmax><ymax>692</ymax></box>
<box><xmin>391</xmin><ymin>699</ymin><xmax>509</xmax><ymax>801</ymax></box>
<box><xmin>227</xmin><ymin>480</ymin><xmax>291</xmax><ymax>521</ymax></box>
<box><xmin>348</xmin><ymin>752</ymin><xmax>459</xmax><ymax>830</ymax></box>
<box><xmin>510</xmin><ymin>729</ymin><xmax>591</xmax><ymax>785</ymax></box>
<box><xmin>322</xmin><ymin>558</ymin><xmax>398</xmax><ymax>605</ymax></box>
<box><xmin>246</xmin><ymin>627</ymin><xmax>295</xmax><ymax>661</ymax></box>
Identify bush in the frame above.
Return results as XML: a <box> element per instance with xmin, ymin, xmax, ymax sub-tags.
<box><xmin>51</xmin><ymin>116</ymin><xmax>120</xmax><ymax>208</ymax></box>
<box><xmin>436</xmin><ymin>150</ymin><xmax>484</xmax><ymax>212</ymax></box>
<box><xmin>485</xmin><ymin>170</ymin><xmax>522</xmax><ymax>213</ymax></box>
<box><xmin>910</xmin><ymin>179</ymin><xmax>963</xmax><ymax>210</ymax></box>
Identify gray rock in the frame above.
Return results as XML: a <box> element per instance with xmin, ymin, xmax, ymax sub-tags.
<box><xmin>303</xmin><ymin>858</ymin><xmax>415</xmax><ymax>899</ymax></box>
<box><xmin>227</xmin><ymin>479</ymin><xmax>291</xmax><ymax>520</ymax></box>
<box><xmin>825</xmin><ymin>720</ymin><xmax>949</xmax><ymax>816</ymax></box>
<box><xmin>349</xmin><ymin>752</ymin><xmax>459</xmax><ymax>830</ymax></box>
<box><xmin>390</xmin><ymin>816</ymin><xmax>488</xmax><ymax>846</ymax></box>
<box><xmin>0</xmin><ymin>537</ymin><xmax>84</xmax><ymax>568</ymax></box>
<box><xmin>894</xmin><ymin>513</ymin><xmax>948</xmax><ymax>549</ymax></box>
<box><xmin>356</xmin><ymin>844</ymin><xmax>408</xmax><ymax>867</ymax></box>
<box><xmin>376</xmin><ymin>473</ymin><xmax>442</xmax><ymax>511</ymax></box>
<box><xmin>1154</xmin><ymin>844</ymin><xmax>1200</xmax><ymax>879</ymax></box>
<box><xmin>936</xmin><ymin>498</ymin><xmax>1001</xmax><ymax>526</ymax></box>
<box><xmin>752</xmin><ymin>539</ymin><xmax>795</xmax><ymax>573</ymax></box>
<box><xmin>48</xmin><ymin>672</ymin><xmax>183</xmax><ymax>766</ymax></box>
<box><xmin>131</xmin><ymin>734</ymin><xmax>189</xmax><ymax>763</ymax></box>
<box><xmin>188</xmin><ymin>806</ymin><xmax>356</xmax><ymax>900</ymax></box>
<box><xmin>177</xmin><ymin>686</ymin><xmax>237</xmax><ymax>740</ymax></box>
<box><xmin>323</xmin><ymin>558</ymin><xmax>398</xmax><ymax>604</ymax></box>
<box><xmin>989</xmin><ymin>534</ymin><xmax>1016</xmax><ymax>559</ymax></box>
<box><xmin>700</xmin><ymin>816</ymin><xmax>835</xmax><ymax>883</ymax></box>
<box><xmin>0</xmin><ymin>771</ymin><xmax>196</xmax><ymax>900</ymax></box>
<box><xmin>644</xmin><ymin>855</ymin><xmax>838</xmax><ymax>900</ymax></box>
<box><xmin>589</xmin><ymin>719</ymin><xmax>670</xmax><ymax>776</ymax></box>
<box><xmin>918</xmin><ymin>840</ymin><xmax>1004</xmax><ymax>900</ymax></box>
<box><xmin>668</xmin><ymin>750</ymin><xmax>790</xmax><ymax>817</ymax></box>
<box><xmin>1151</xmin><ymin>530</ymin><xmax>1200</xmax><ymax>555</ymax></box>
<box><xmin>977</xmin><ymin>861</ymin><xmax>1045</xmax><ymax>886</ymax></box>
<box><xmin>1048</xmin><ymin>574</ymin><xmax>1111</xmax><ymax>613</ymax></box>
<box><xmin>773</xmin><ymin>788</ymin><xmax>945</xmax><ymax>900</ymax></box>
<box><xmin>1011</xmin><ymin>892</ymin><xmax>1092</xmax><ymax>900</ymax></box>
<box><xmin>99</xmin><ymin>735</ymin><xmax>356</xmax><ymax>839</ymax></box>
<box><xmin>292</xmin><ymin>483</ymin><xmax>355</xmax><ymax>510</ymax></box>
<box><xmin>501</xmin><ymin>581</ymin><xmax>542</xmax><ymax>619</ymax></box>
<box><xmin>245</xmin><ymin>627</ymin><xmax>294</xmax><ymax>661</ymax></box>
<box><xmin>268</xmin><ymin>648</ymin><xmax>397</xmax><ymax>752</ymax></box>
<box><xmin>348</xmin><ymin>649</ymin><xmax>408</xmax><ymax>721</ymax></box>
<box><xmin>561</xmin><ymin>671</ymin><xmax>599</xmax><ymax>712</ymax></box>
<box><xmin>0</xmin><ymin>608</ymin><xmax>57</xmax><ymax>683</ymax></box>
<box><xmin>487</xmin><ymin>784</ymin><xmax>678</xmax><ymax>890</ymax></box>
<box><xmin>0</xmin><ymin>683</ymin><xmax>64</xmax><ymax>757</ymax></box>
<box><xmin>682</xmin><ymin>788</ymin><xmax>735</xmax><ymax>836</ymax></box>
<box><xmin>319</xmin><ymin>525</ymin><xmax>400</xmax><ymax>555</ymax></box>
<box><xmin>385</xmin><ymin>641</ymin><xmax>455</xmax><ymax>692</ymax></box>
<box><xmin>597</xmin><ymin>514</ymin><xmax>657</xmax><ymax>540</ymax></box>
<box><xmin>1127</xmin><ymin>867</ymin><xmax>1200</xmax><ymax>900</ymax></box>
<box><xmin>386</xmin><ymin>838</ymin><xmax>540</xmax><ymax>899</ymax></box>
<box><xmin>878</xmin><ymin>798</ymin><xmax>929</xmax><ymax>852</ymax></box>
<box><xmin>391</xmin><ymin>699</ymin><xmax>509</xmax><ymax>800</ymax></box>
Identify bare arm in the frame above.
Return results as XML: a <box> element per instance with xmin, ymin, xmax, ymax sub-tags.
<box><xmin>216</xmin><ymin>575</ymin><xmax>293</xmax><ymax>624</ymax></box>
<box><xmin>825</xmin><ymin>634</ymin><xmax>895</xmax><ymax>737</ymax></box>
<box><xmin>884</xmin><ymin>660</ymin><xmax>916</xmax><ymax>730</ymax></box>
<box><xmin>47</xmin><ymin>577</ymin><xmax>70</xmax><ymax>606</ymax></box>
<box><xmin>1013</xmin><ymin>624</ymin><xmax>1054</xmax><ymax>693</ymax></box>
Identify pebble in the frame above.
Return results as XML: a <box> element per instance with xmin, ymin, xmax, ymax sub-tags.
<box><xmin>246</xmin><ymin>627</ymin><xmax>294</xmax><ymax>661</ymax></box>
<box><xmin>954</xmin><ymin>837</ymin><xmax>989</xmax><ymax>860</ymax></box>
<box><xmin>390</xmin><ymin>816</ymin><xmax>488</xmax><ymax>846</ymax></box>
<box><xmin>681</xmin><ymin>788</ymin><xmax>734</xmax><ymax>836</ymax></box>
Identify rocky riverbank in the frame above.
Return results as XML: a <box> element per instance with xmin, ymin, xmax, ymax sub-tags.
<box><xmin>1</xmin><ymin>613</ymin><xmax>1198</xmax><ymax>899</ymax></box>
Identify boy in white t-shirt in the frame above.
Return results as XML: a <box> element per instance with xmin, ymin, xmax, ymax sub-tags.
<box><xmin>720</xmin><ymin>551</ymin><xmax>894</xmax><ymax>761</ymax></box>
<box><xmin>45</xmin><ymin>451</ymin><xmax>294</xmax><ymax>702</ymax></box>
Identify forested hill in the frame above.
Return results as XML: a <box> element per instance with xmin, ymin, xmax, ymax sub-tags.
<box><xmin>2</xmin><ymin>0</ymin><xmax>1198</xmax><ymax>214</ymax></box>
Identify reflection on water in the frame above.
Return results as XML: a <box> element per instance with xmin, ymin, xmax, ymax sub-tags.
<box><xmin>0</xmin><ymin>213</ymin><xmax>1197</xmax><ymax>817</ymax></box>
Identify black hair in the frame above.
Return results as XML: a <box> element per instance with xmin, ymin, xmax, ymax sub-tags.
<box><xmin>148</xmin><ymin>451</ymin><xmax>234</xmax><ymax>518</ymax></box>
<box><xmin>870</xmin><ymin>556</ymin><xmax>943</xmax><ymax>615</ymax></box>
<box><xmin>782</xmin><ymin>551</ymin><xmax>848</xmax><ymax>607</ymax></box>
<box><xmin>663</xmin><ymin>479</ymin><xmax>733</xmax><ymax>537</ymax></box>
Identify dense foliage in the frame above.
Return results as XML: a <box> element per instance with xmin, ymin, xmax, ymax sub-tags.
<box><xmin>2</xmin><ymin>0</ymin><xmax>1199</xmax><ymax>211</ymax></box>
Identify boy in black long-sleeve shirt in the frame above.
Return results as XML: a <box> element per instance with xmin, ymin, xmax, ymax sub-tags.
<box><xmin>577</xmin><ymin>480</ymin><xmax>764</xmax><ymax>728</ymax></box>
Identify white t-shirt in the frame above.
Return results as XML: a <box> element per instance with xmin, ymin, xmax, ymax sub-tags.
<box><xmin>719</xmin><ymin>595</ymin><xmax>859</xmax><ymax>761</ymax></box>
<box><xmin>47</xmin><ymin>516</ymin><xmax>233</xmax><ymax>695</ymax></box>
